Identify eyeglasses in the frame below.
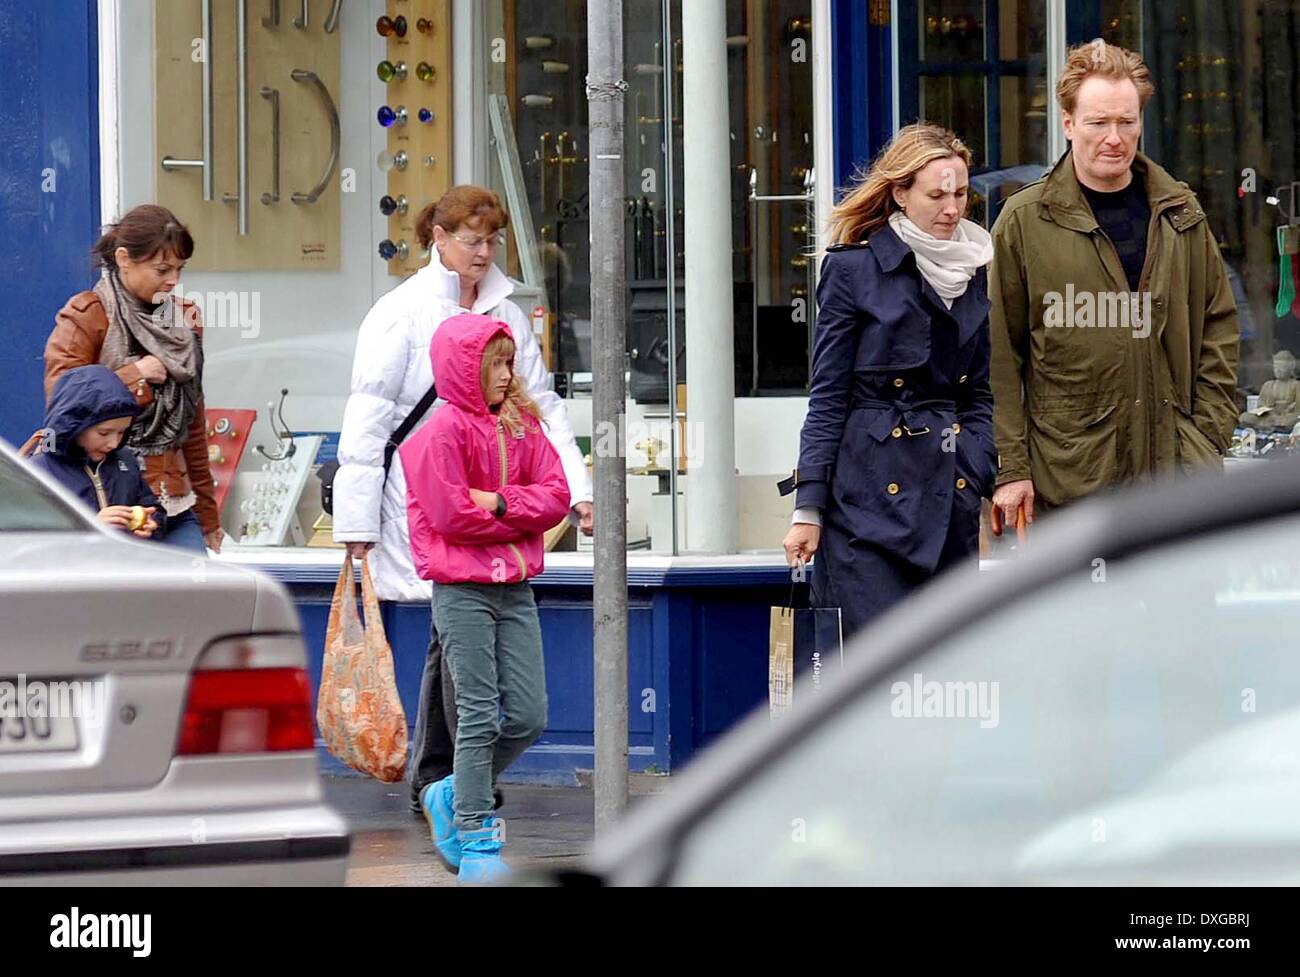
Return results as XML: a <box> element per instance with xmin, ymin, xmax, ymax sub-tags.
<box><xmin>447</xmin><ymin>230</ymin><xmax>506</xmax><ymax>251</ymax></box>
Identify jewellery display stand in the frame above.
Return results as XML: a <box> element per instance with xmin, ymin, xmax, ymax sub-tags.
<box><xmin>225</xmin><ymin>435</ymin><xmax>323</xmax><ymax>547</ymax></box>
<box><xmin>204</xmin><ymin>407</ymin><xmax>258</xmax><ymax>514</ymax></box>
<box><xmin>378</xmin><ymin>0</ymin><xmax>454</xmax><ymax>277</ymax></box>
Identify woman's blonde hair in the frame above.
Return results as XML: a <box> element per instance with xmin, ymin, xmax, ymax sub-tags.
<box><xmin>826</xmin><ymin>123</ymin><xmax>973</xmax><ymax>246</ymax></box>
<box><xmin>480</xmin><ymin>333</ymin><xmax>543</xmax><ymax>436</ymax></box>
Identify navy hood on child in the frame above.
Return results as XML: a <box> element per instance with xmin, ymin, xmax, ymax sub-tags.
<box><xmin>26</xmin><ymin>365</ymin><xmax>168</xmax><ymax>534</ymax></box>
<box><xmin>39</xmin><ymin>364</ymin><xmax>142</xmax><ymax>461</ymax></box>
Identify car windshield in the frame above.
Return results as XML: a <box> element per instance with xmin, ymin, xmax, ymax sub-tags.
<box><xmin>671</xmin><ymin>513</ymin><xmax>1300</xmax><ymax>884</ymax></box>
<box><xmin>0</xmin><ymin>453</ymin><xmax>90</xmax><ymax>531</ymax></box>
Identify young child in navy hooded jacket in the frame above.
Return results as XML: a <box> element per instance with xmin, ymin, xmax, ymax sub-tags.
<box><xmin>400</xmin><ymin>312</ymin><xmax>571</xmax><ymax>884</ymax></box>
<box><xmin>25</xmin><ymin>365</ymin><xmax>165</xmax><ymax>540</ymax></box>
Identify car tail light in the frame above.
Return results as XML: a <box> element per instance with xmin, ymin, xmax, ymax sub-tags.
<box><xmin>177</xmin><ymin>668</ymin><xmax>314</xmax><ymax>755</ymax></box>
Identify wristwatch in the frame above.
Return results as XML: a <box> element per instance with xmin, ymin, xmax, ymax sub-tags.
<box><xmin>495</xmin><ymin>493</ymin><xmax>507</xmax><ymax>517</ymax></box>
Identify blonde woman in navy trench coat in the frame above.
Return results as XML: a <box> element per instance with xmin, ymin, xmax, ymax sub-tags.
<box><xmin>781</xmin><ymin>124</ymin><xmax>999</xmax><ymax>639</ymax></box>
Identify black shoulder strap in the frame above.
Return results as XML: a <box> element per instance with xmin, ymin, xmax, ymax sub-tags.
<box><xmin>383</xmin><ymin>382</ymin><xmax>439</xmax><ymax>475</ymax></box>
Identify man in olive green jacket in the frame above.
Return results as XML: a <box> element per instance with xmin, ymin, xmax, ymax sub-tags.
<box><xmin>989</xmin><ymin>42</ymin><xmax>1239</xmax><ymax>525</ymax></box>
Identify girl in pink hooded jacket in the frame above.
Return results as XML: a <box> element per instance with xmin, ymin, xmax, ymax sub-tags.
<box><xmin>400</xmin><ymin>312</ymin><xmax>571</xmax><ymax>883</ymax></box>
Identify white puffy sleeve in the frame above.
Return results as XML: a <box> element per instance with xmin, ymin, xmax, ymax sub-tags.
<box><xmin>332</xmin><ymin>309</ymin><xmax>415</xmax><ymax>541</ymax></box>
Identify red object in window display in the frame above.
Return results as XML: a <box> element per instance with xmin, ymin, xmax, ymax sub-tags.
<box><xmin>205</xmin><ymin>408</ymin><xmax>257</xmax><ymax>514</ymax></box>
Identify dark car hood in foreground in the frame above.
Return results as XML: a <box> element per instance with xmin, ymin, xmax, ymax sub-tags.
<box><xmin>574</xmin><ymin>460</ymin><xmax>1300</xmax><ymax>886</ymax></box>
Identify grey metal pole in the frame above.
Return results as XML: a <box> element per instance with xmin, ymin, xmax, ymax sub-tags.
<box><xmin>660</xmin><ymin>2</ymin><xmax>680</xmax><ymax>555</ymax></box>
<box><xmin>586</xmin><ymin>0</ymin><xmax>629</xmax><ymax>835</ymax></box>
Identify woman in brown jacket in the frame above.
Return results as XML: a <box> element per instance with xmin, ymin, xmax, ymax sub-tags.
<box><xmin>44</xmin><ymin>204</ymin><xmax>221</xmax><ymax>553</ymax></box>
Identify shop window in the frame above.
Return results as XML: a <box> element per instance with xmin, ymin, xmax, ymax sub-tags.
<box><xmin>482</xmin><ymin>0</ymin><xmax>816</xmax><ymax>553</ymax></box>
<box><xmin>113</xmin><ymin>0</ymin><xmax>384</xmax><ymax>551</ymax></box>
<box><xmin>1090</xmin><ymin>2</ymin><xmax>1300</xmax><ymax>459</ymax></box>
<box><xmin>897</xmin><ymin>0</ymin><xmax>1051</xmax><ymax>226</ymax></box>
<box><xmin>484</xmin><ymin>0</ymin><xmax>814</xmax><ymax>398</ymax></box>
<box><xmin>103</xmin><ymin>0</ymin><xmax>818</xmax><ymax>557</ymax></box>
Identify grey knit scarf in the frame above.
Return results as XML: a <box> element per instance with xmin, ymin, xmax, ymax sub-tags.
<box><xmin>95</xmin><ymin>268</ymin><xmax>202</xmax><ymax>456</ymax></box>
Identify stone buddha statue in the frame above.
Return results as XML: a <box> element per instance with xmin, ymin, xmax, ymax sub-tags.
<box><xmin>1240</xmin><ymin>350</ymin><xmax>1300</xmax><ymax>431</ymax></box>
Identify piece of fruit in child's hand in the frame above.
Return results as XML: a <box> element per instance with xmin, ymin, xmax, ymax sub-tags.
<box><xmin>128</xmin><ymin>506</ymin><xmax>147</xmax><ymax>531</ymax></box>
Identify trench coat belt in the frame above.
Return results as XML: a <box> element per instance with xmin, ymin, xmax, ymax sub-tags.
<box><xmin>851</xmin><ymin>396</ymin><xmax>957</xmax><ymax>412</ymax></box>
<box><xmin>778</xmin><ymin>397</ymin><xmax>961</xmax><ymax>496</ymax></box>
<box><xmin>851</xmin><ymin>396</ymin><xmax>957</xmax><ymax>441</ymax></box>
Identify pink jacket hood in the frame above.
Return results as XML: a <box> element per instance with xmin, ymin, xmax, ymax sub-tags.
<box><xmin>431</xmin><ymin>313</ymin><xmax>512</xmax><ymax>416</ymax></box>
<box><xmin>400</xmin><ymin>313</ymin><xmax>572</xmax><ymax>585</ymax></box>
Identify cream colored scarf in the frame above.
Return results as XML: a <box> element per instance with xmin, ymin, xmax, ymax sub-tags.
<box><xmin>888</xmin><ymin>212</ymin><xmax>993</xmax><ymax>308</ymax></box>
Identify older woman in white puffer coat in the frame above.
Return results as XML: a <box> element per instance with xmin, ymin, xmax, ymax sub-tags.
<box><xmin>333</xmin><ymin>187</ymin><xmax>592</xmax><ymax>812</ymax></box>
<box><xmin>333</xmin><ymin>187</ymin><xmax>592</xmax><ymax>600</ymax></box>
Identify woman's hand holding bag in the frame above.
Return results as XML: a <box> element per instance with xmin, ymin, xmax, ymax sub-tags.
<box><xmin>782</xmin><ymin>523</ymin><xmax>821</xmax><ymax>566</ymax></box>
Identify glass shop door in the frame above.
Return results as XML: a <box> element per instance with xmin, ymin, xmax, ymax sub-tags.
<box><xmin>732</xmin><ymin>0</ymin><xmax>818</xmax><ymax>396</ymax></box>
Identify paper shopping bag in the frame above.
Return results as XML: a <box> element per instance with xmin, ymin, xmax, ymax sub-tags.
<box><xmin>769</xmin><ymin>606</ymin><xmax>844</xmax><ymax>717</ymax></box>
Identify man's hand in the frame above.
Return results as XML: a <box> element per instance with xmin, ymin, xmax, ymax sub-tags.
<box><xmin>469</xmin><ymin>489</ymin><xmax>499</xmax><ymax>512</ymax></box>
<box><xmin>783</xmin><ymin>523</ymin><xmax>821</xmax><ymax>565</ymax></box>
<box><xmin>204</xmin><ymin>528</ymin><xmax>225</xmax><ymax>553</ymax></box>
<box><xmin>345</xmin><ymin>541</ymin><xmax>374</xmax><ymax>559</ymax></box>
<box><xmin>991</xmin><ymin>479</ymin><xmax>1035</xmax><ymax>536</ymax></box>
<box><xmin>573</xmin><ymin>501</ymin><xmax>593</xmax><ymax>536</ymax></box>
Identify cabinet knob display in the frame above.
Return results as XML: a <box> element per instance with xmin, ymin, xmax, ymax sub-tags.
<box><xmin>376</xmin><ymin>15</ymin><xmax>407</xmax><ymax>37</ymax></box>
<box><xmin>379</xmin><ymin>194</ymin><xmax>409</xmax><ymax>216</ymax></box>
<box><xmin>377</xmin><ymin>105</ymin><xmax>407</xmax><ymax>128</ymax></box>
<box><xmin>376</xmin><ymin>60</ymin><xmax>407</xmax><ymax>83</ymax></box>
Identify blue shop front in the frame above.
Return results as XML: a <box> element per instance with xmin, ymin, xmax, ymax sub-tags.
<box><xmin>3</xmin><ymin>1</ymin><xmax>1293</xmax><ymax>781</ymax></box>
<box><xmin>222</xmin><ymin>551</ymin><xmax>792</xmax><ymax>782</ymax></box>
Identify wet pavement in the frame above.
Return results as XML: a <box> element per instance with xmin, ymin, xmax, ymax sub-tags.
<box><xmin>324</xmin><ymin>774</ymin><xmax>669</xmax><ymax>886</ymax></box>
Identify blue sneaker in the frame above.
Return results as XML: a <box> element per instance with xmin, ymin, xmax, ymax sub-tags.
<box><xmin>420</xmin><ymin>776</ymin><xmax>461</xmax><ymax>871</ymax></box>
<box><xmin>457</xmin><ymin>817</ymin><xmax>511</xmax><ymax>885</ymax></box>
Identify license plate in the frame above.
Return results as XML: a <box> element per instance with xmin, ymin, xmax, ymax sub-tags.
<box><xmin>0</xmin><ymin>714</ymin><xmax>80</xmax><ymax>753</ymax></box>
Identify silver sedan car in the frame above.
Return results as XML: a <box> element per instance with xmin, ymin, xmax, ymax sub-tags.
<box><xmin>0</xmin><ymin>439</ymin><xmax>348</xmax><ymax>885</ymax></box>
